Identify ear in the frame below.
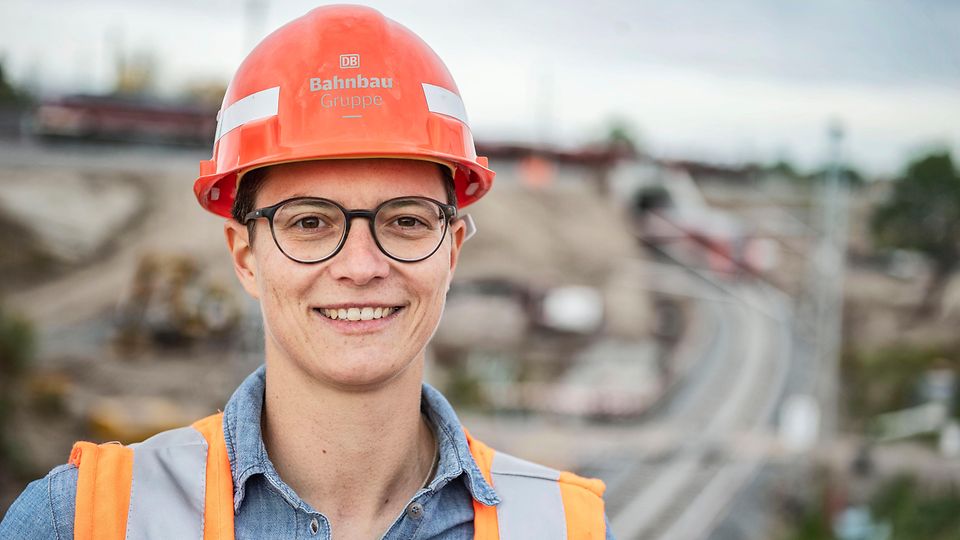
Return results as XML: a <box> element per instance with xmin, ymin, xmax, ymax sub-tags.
<box><xmin>447</xmin><ymin>218</ymin><xmax>467</xmax><ymax>275</ymax></box>
<box><xmin>224</xmin><ymin>219</ymin><xmax>261</xmax><ymax>299</ymax></box>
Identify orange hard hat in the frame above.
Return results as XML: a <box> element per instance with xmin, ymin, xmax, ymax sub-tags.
<box><xmin>194</xmin><ymin>4</ymin><xmax>494</xmax><ymax>218</ymax></box>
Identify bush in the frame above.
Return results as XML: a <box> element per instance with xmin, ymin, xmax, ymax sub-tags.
<box><xmin>871</xmin><ymin>475</ymin><xmax>960</xmax><ymax>540</ymax></box>
<box><xmin>0</xmin><ymin>306</ymin><xmax>35</xmax><ymax>473</ymax></box>
<box><xmin>780</xmin><ymin>474</ymin><xmax>960</xmax><ymax>540</ymax></box>
<box><xmin>0</xmin><ymin>306</ymin><xmax>34</xmax><ymax>378</ymax></box>
<box><xmin>841</xmin><ymin>345</ymin><xmax>959</xmax><ymax>428</ymax></box>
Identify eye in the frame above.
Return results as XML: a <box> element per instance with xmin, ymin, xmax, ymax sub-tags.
<box><xmin>282</xmin><ymin>213</ymin><xmax>337</xmax><ymax>233</ymax></box>
<box><xmin>296</xmin><ymin>216</ymin><xmax>322</xmax><ymax>229</ymax></box>
<box><xmin>394</xmin><ymin>216</ymin><xmax>428</xmax><ymax>229</ymax></box>
<box><xmin>376</xmin><ymin>198</ymin><xmax>442</xmax><ymax>237</ymax></box>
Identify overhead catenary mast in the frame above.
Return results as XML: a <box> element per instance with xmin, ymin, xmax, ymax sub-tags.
<box><xmin>813</xmin><ymin>120</ymin><xmax>850</xmax><ymax>442</ymax></box>
<box><xmin>243</xmin><ymin>0</ymin><xmax>269</xmax><ymax>54</ymax></box>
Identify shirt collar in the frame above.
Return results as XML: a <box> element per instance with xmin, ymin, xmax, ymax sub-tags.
<box><xmin>221</xmin><ymin>365</ymin><xmax>499</xmax><ymax>513</ymax></box>
<box><xmin>421</xmin><ymin>382</ymin><xmax>500</xmax><ymax>505</ymax></box>
<box><xmin>222</xmin><ymin>366</ymin><xmax>275</xmax><ymax>513</ymax></box>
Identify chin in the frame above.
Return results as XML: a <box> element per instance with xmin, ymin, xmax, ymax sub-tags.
<box><xmin>301</xmin><ymin>352</ymin><xmax>415</xmax><ymax>391</ymax></box>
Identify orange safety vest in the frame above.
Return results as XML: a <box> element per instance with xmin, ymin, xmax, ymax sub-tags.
<box><xmin>68</xmin><ymin>413</ymin><xmax>606</xmax><ymax>539</ymax></box>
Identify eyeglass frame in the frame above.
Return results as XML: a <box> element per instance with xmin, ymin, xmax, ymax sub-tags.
<box><xmin>242</xmin><ymin>195</ymin><xmax>459</xmax><ymax>264</ymax></box>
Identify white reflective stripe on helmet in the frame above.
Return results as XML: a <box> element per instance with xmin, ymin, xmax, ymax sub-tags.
<box><xmin>422</xmin><ymin>83</ymin><xmax>469</xmax><ymax>126</ymax></box>
<box><xmin>126</xmin><ymin>426</ymin><xmax>208</xmax><ymax>540</ymax></box>
<box><xmin>216</xmin><ymin>86</ymin><xmax>281</xmax><ymax>142</ymax></box>
<box><xmin>490</xmin><ymin>451</ymin><xmax>567</xmax><ymax>539</ymax></box>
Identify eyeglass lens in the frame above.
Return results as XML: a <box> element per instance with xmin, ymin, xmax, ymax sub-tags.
<box><xmin>271</xmin><ymin>198</ymin><xmax>447</xmax><ymax>262</ymax></box>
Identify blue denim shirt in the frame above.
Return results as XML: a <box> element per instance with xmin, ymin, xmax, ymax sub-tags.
<box><xmin>1</xmin><ymin>366</ymin><xmax>614</xmax><ymax>538</ymax></box>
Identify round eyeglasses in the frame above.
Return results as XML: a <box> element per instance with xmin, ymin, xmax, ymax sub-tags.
<box><xmin>243</xmin><ymin>196</ymin><xmax>458</xmax><ymax>264</ymax></box>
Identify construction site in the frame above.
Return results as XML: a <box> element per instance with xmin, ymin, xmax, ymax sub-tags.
<box><xmin>2</xmin><ymin>2</ymin><xmax>960</xmax><ymax>539</ymax></box>
<box><xmin>2</xmin><ymin>130</ymin><xmax>957</xmax><ymax>538</ymax></box>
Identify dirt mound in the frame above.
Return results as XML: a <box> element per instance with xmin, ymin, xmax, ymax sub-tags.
<box><xmin>458</xmin><ymin>184</ymin><xmax>641</xmax><ymax>286</ymax></box>
<box><xmin>0</xmin><ymin>210</ymin><xmax>60</xmax><ymax>293</ymax></box>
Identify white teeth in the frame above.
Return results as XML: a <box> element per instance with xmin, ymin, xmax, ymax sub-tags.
<box><xmin>319</xmin><ymin>306</ymin><xmax>398</xmax><ymax>321</ymax></box>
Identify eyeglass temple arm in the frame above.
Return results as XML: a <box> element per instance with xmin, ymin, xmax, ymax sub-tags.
<box><xmin>242</xmin><ymin>209</ymin><xmax>262</xmax><ymax>223</ymax></box>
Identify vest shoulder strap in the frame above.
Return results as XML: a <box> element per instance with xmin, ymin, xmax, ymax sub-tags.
<box><xmin>556</xmin><ymin>470</ymin><xmax>607</xmax><ymax>540</ymax></box>
<box><xmin>465</xmin><ymin>430</ymin><xmax>500</xmax><ymax>540</ymax></box>
<box><xmin>69</xmin><ymin>440</ymin><xmax>134</xmax><ymax>540</ymax></box>
<box><xmin>465</xmin><ymin>429</ymin><xmax>607</xmax><ymax>539</ymax></box>
<box><xmin>191</xmin><ymin>413</ymin><xmax>235</xmax><ymax>540</ymax></box>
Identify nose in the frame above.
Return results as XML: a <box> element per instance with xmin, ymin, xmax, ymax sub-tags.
<box><xmin>326</xmin><ymin>219</ymin><xmax>390</xmax><ymax>285</ymax></box>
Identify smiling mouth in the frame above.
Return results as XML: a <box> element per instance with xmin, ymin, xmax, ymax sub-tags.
<box><xmin>314</xmin><ymin>306</ymin><xmax>404</xmax><ymax>321</ymax></box>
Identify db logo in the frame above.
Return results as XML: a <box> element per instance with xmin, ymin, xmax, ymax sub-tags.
<box><xmin>340</xmin><ymin>54</ymin><xmax>360</xmax><ymax>69</ymax></box>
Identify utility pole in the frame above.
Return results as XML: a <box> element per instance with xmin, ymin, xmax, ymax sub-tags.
<box><xmin>812</xmin><ymin>120</ymin><xmax>850</xmax><ymax>442</ymax></box>
<box><xmin>244</xmin><ymin>0</ymin><xmax>269</xmax><ymax>54</ymax></box>
<box><xmin>535</xmin><ymin>64</ymin><xmax>554</xmax><ymax>148</ymax></box>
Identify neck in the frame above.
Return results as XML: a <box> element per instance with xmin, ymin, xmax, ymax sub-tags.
<box><xmin>261</xmin><ymin>347</ymin><xmax>435</xmax><ymax>533</ymax></box>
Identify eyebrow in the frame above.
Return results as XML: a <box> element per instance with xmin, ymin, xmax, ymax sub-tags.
<box><xmin>386</xmin><ymin>199</ymin><xmax>431</xmax><ymax>208</ymax></box>
<box><xmin>275</xmin><ymin>195</ymin><xmax>436</xmax><ymax>207</ymax></box>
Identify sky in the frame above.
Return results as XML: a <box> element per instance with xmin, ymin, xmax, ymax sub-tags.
<box><xmin>1</xmin><ymin>0</ymin><xmax>958</xmax><ymax>176</ymax></box>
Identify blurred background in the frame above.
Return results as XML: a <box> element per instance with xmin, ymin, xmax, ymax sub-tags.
<box><xmin>1</xmin><ymin>1</ymin><xmax>959</xmax><ymax>538</ymax></box>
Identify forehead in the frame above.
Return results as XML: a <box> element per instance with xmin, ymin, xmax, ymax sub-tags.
<box><xmin>254</xmin><ymin>159</ymin><xmax>448</xmax><ymax>206</ymax></box>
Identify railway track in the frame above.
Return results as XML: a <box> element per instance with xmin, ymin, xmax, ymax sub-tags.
<box><xmin>605</xmin><ymin>280</ymin><xmax>793</xmax><ymax>540</ymax></box>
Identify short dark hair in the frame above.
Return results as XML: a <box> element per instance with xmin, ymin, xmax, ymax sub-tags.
<box><xmin>231</xmin><ymin>162</ymin><xmax>458</xmax><ymax>242</ymax></box>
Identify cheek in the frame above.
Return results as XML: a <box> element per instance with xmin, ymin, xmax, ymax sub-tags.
<box><xmin>269</xmin><ymin>285</ymin><xmax>282</xmax><ymax>305</ymax></box>
<box><xmin>254</xmin><ymin>251</ymin><xmax>313</xmax><ymax>318</ymax></box>
<box><xmin>412</xmin><ymin>259</ymin><xmax>453</xmax><ymax>318</ymax></box>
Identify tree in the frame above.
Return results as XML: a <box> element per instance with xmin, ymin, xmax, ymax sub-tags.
<box><xmin>767</xmin><ymin>158</ymin><xmax>802</xmax><ymax>180</ymax></box>
<box><xmin>604</xmin><ymin>118</ymin><xmax>641</xmax><ymax>158</ymax></box>
<box><xmin>871</xmin><ymin>151</ymin><xmax>960</xmax><ymax>316</ymax></box>
<box><xmin>805</xmin><ymin>164</ymin><xmax>865</xmax><ymax>187</ymax></box>
<box><xmin>0</xmin><ymin>61</ymin><xmax>23</xmax><ymax>103</ymax></box>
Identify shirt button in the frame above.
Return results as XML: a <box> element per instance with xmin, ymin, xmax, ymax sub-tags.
<box><xmin>309</xmin><ymin>517</ymin><xmax>320</xmax><ymax>535</ymax></box>
<box><xmin>406</xmin><ymin>502</ymin><xmax>425</xmax><ymax>519</ymax></box>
